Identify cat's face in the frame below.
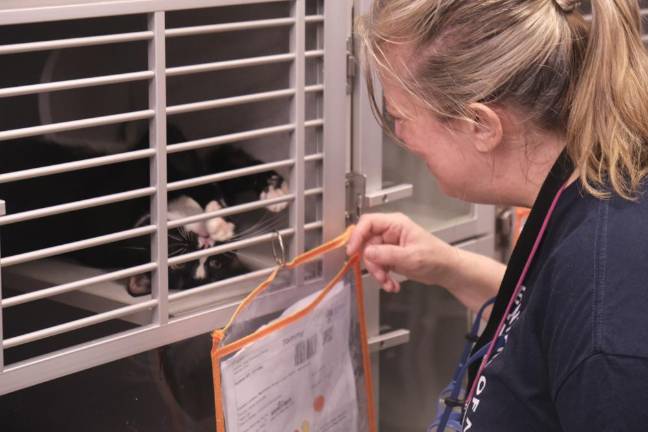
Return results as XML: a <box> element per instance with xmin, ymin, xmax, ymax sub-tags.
<box><xmin>168</xmin><ymin>243</ymin><xmax>247</xmax><ymax>291</ymax></box>
<box><xmin>127</xmin><ymin>237</ymin><xmax>247</xmax><ymax>296</ymax></box>
<box><xmin>126</xmin><ymin>196</ymin><xmax>247</xmax><ymax>296</ymax></box>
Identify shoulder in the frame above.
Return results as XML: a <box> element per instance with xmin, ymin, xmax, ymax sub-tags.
<box><xmin>534</xmin><ymin>182</ymin><xmax>648</xmax><ymax>395</ymax></box>
<box><xmin>594</xmin><ymin>185</ymin><xmax>648</xmax><ymax>357</ymax></box>
<box><xmin>546</xmin><ymin>182</ymin><xmax>648</xmax><ymax>354</ymax></box>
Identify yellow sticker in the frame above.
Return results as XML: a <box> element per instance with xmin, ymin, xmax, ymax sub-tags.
<box><xmin>301</xmin><ymin>420</ymin><xmax>310</xmax><ymax>432</ymax></box>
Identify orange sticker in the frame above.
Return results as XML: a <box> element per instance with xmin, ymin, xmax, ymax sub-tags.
<box><xmin>313</xmin><ymin>395</ymin><xmax>325</xmax><ymax>413</ymax></box>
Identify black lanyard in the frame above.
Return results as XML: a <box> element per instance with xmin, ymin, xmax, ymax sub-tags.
<box><xmin>467</xmin><ymin>149</ymin><xmax>574</xmax><ymax>388</ymax></box>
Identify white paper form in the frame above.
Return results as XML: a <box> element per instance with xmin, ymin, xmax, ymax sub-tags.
<box><xmin>221</xmin><ymin>281</ymin><xmax>358</xmax><ymax>432</ymax></box>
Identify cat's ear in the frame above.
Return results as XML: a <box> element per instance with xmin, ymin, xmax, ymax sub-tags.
<box><xmin>127</xmin><ymin>274</ymin><xmax>151</xmax><ymax>296</ymax></box>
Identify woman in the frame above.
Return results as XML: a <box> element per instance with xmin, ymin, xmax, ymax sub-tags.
<box><xmin>347</xmin><ymin>0</ymin><xmax>648</xmax><ymax>430</ymax></box>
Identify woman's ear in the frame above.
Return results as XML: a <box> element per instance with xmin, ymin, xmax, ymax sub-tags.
<box><xmin>466</xmin><ymin>103</ymin><xmax>503</xmax><ymax>154</ymax></box>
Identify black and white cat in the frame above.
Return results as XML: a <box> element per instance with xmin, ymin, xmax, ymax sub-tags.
<box><xmin>123</xmin><ymin>125</ymin><xmax>290</xmax><ymax>294</ymax></box>
<box><xmin>0</xmin><ymin>125</ymin><xmax>289</xmax><ymax>296</ymax></box>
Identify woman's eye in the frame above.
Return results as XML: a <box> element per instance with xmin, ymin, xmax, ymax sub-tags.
<box><xmin>170</xmin><ymin>263</ymin><xmax>186</xmax><ymax>270</ymax></box>
<box><xmin>209</xmin><ymin>260</ymin><xmax>222</xmax><ymax>269</ymax></box>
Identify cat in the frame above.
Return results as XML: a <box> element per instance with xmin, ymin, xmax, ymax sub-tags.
<box><xmin>0</xmin><ymin>125</ymin><xmax>289</xmax><ymax>296</ymax></box>
<box><xmin>124</xmin><ymin>126</ymin><xmax>290</xmax><ymax>295</ymax></box>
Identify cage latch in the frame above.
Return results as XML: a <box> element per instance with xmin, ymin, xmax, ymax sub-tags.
<box><xmin>345</xmin><ymin>172</ymin><xmax>366</xmax><ymax>224</ymax></box>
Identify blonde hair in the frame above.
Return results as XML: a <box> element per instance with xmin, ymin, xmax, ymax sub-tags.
<box><xmin>357</xmin><ymin>0</ymin><xmax>648</xmax><ymax>199</ymax></box>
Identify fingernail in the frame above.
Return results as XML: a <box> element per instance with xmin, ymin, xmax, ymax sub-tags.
<box><xmin>365</xmin><ymin>246</ymin><xmax>376</xmax><ymax>259</ymax></box>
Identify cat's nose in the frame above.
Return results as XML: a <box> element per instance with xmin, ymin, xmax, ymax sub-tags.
<box><xmin>198</xmin><ymin>236</ymin><xmax>214</xmax><ymax>249</ymax></box>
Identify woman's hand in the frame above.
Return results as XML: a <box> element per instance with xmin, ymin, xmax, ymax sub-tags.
<box><xmin>346</xmin><ymin>213</ymin><xmax>456</xmax><ymax>293</ymax></box>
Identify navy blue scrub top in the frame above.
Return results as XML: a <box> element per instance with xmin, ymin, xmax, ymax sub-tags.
<box><xmin>463</xmin><ymin>153</ymin><xmax>648</xmax><ymax>431</ymax></box>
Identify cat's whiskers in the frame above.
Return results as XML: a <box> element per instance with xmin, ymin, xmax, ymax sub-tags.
<box><xmin>169</xmin><ymin>246</ymin><xmax>189</xmax><ymax>257</ymax></box>
<box><xmin>168</xmin><ymin>232</ymin><xmax>184</xmax><ymax>242</ymax></box>
<box><xmin>120</xmin><ymin>246</ymin><xmax>147</xmax><ymax>251</ymax></box>
<box><xmin>229</xmin><ymin>212</ymin><xmax>284</xmax><ymax>240</ymax></box>
<box><xmin>225</xmin><ymin>250</ymin><xmax>271</xmax><ymax>268</ymax></box>
<box><xmin>230</xmin><ymin>209</ymin><xmax>274</xmax><ymax>234</ymax></box>
<box><xmin>236</xmin><ymin>216</ymin><xmax>284</xmax><ymax>240</ymax></box>
<box><xmin>177</xmin><ymin>226</ymin><xmax>190</xmax><ymax>243</ymax></box>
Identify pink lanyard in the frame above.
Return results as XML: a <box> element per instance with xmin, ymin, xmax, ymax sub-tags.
<box><xmin>465</xmin><ymin>181</ymin><xmax>570</xmax><ymax>405</ymax></box>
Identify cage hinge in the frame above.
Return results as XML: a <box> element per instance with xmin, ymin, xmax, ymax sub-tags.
<box><xmin>346</xmin><ymin>35</ymin><xmax>357</xmax><ymax>95</ymax></box>
<box><xmin>345</xmin><ymin>172</ymin><xmax>366</xmax><ymax>224</ymax></box>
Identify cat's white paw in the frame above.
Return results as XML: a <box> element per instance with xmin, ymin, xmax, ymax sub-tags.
<box><xmin>206</xmin><ymin>201</ymin><xmax>235</xmax><ymax>241</ymax></box>
<box><xmin>261</xmin><ymin>180</ymin><xmax>290</xmax><ymax>212</ymax></box>
<box><xmin>127</xmin><ymin>274</ymin><xmax>151</xmax><ymax>296</ymax></box>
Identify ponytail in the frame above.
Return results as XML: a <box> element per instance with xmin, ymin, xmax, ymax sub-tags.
<box><xmin>568</xmin><ymin>0</ymin><xmax>648</xmax><ymax>199</ymax></box>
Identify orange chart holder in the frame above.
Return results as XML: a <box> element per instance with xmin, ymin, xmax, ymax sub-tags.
<box><xmin>211</xmin><ymin>226</ymin><xmax>377</xmax><ymax>432</ymax></box>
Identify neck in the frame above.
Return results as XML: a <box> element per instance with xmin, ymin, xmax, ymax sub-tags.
<box><xmin>508</xmin><ymin>131</ymin><xmax>571</xmax><ymax>208</ymax></box>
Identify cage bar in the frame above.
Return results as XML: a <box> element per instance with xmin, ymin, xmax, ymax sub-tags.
<box><xmin>305</xmin><ymin>84</ymin><xmax>323</xmax><ymax>93</ymax></box>
<box><xmin>165</xmin><ymin>16</ymin><xmax>295</xmax><ymax>37</ymax></box>
<box><xmin>149</xmin><ymin>10</ymin><xmax>169</xmax><ymax>325</ymax></box>
<box><xmin>290</xmin><ymin>0</ymin><xmax>306</xmax><ymax>287</ymax></box>
<box><xmin>3</xmin><ymin>299</ymin><xmax>158</xmax><ymax>349</ymax></box>
<box><xmin>305</xmin><ymin>14</ymin><xmax>324</xmax><ymax>24</ymax></box>
<box><xmin>305</xmin><ymin>49</ymin><xmax>323</xmax><ymax>59</ymax></box>
<box><xmin>0</xmin><ymin>148</ymin><xmax>155</xmax><ymax>184</ymax></box>
<box><xmin>168</xmin><ymin>226</ymin><xmax>295</xmax><ymax>266</ymax></box>
<box><xmin>0</xmin><ymin>110</ymin><xmax>155</xmax><ymax>142</ymax></box>
<box><xmin>167</xmin><ymin>158</ymin><xmax>295</xmax><ymax>192</ymax></box>
<box><xmin>0</xmin><ymin>225</ymin><xmax>156</xmax><ymax>268</ymax></box>
<box><xmin>1</xmin><ymin>263</ymin><xmax>158</xmax><ymax>308</ymax></box>
<box><xmin>166</xmin><ymin>88</ymin><xmax>296</xmax><ymax>115</ymax></box>
<box><xmin>0</xmin><ymin>237</ymin><xmax>3</xmax><ymax>371</ymax></box>
<box><xmin>167</xmin><ymin>220</ymin><xmax>321</xmax><ymax>267</ymax></box>
<box><xmin>167</xmin><ymin>193</ymin><xmax>297</xmax><ymax>229</ymax></box>
<box><xmin>304</xmin><ymin>186</ymin><xmax>323</xmax><ymax>197</ymax></box>
<box><xmin>0</xmin><ymin>187</ymin><xmax>156</xmax><ymax>226</ymax></box>
<box><xmin>0</xmin><ymin>31</ymin><xmax>153</xmax><ymax>55</ymax></box>
<box><xmin>0</xmin><ymin>71</ymin><xmax>154</xmax><ymax>98</ymax></box>
<box><xmin>304</xmin><ymin>118</ymin><xmax>323</xmax><ymax>128</ymax></box>
<box><xmin>166</xmin><ymin>123</ymin><xmax>295</xmax><ymax>154</ymax></box>
<box><xmin>168</xmin><ymin>267</ymin><xmax>276</xmax><ymax>301</ymax></box>
<box><xmin>166</xmin><ymin>53</ymin><xmax>295</xmax><ymax>77</ymax></box>
<box><xmin>304</xmin><ymin>152</ymin><xmax>323</xmax><ymax>162</ymax></box>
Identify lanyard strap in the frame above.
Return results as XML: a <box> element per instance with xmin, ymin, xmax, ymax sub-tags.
<box><xmin>465</xmin><ymin>180</ymin><xmax>570</xmax><ymax>405</ymax></box>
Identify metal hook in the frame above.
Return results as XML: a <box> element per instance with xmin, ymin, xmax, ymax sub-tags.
<box><xmin>271</xmin><ymin>230</ymin><xmax>287</xmax><ymax>267</ymax></box>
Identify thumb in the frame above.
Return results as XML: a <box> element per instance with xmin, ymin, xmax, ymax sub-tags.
<box><xmin>364</xmin><ymin>244</ymin><xmax>408</xmax><ymax>268</ymax></box>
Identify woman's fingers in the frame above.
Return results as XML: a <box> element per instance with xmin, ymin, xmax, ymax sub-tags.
<box><xmin>364</xmin><ymin>257</ymin><xmax>383</xmax><ymax>278</ymax></box>
<box><xmin>347</xmin><ymin>213</ymin><xmax>403</xmax><ymax>256</ymax></box>
<box><xmin>365</xmin><ymin>253</ymin><xmax>403</xmax><ymax>293</ymax></box>
<box><xmin>382</xmin><ymin>276</ymin><xmax>401</xmax><ymax>293</ymax></box>
<box><xmin>365</xmin><ymin>244</ymin><xmax>408</xmax><ymax>270</ymax></box>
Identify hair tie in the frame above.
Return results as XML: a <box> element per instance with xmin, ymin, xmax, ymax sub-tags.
<box><xmin>554</xmin><ymin>0</ymin><xmax>581</xmax><ymax>12</ymax></box>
